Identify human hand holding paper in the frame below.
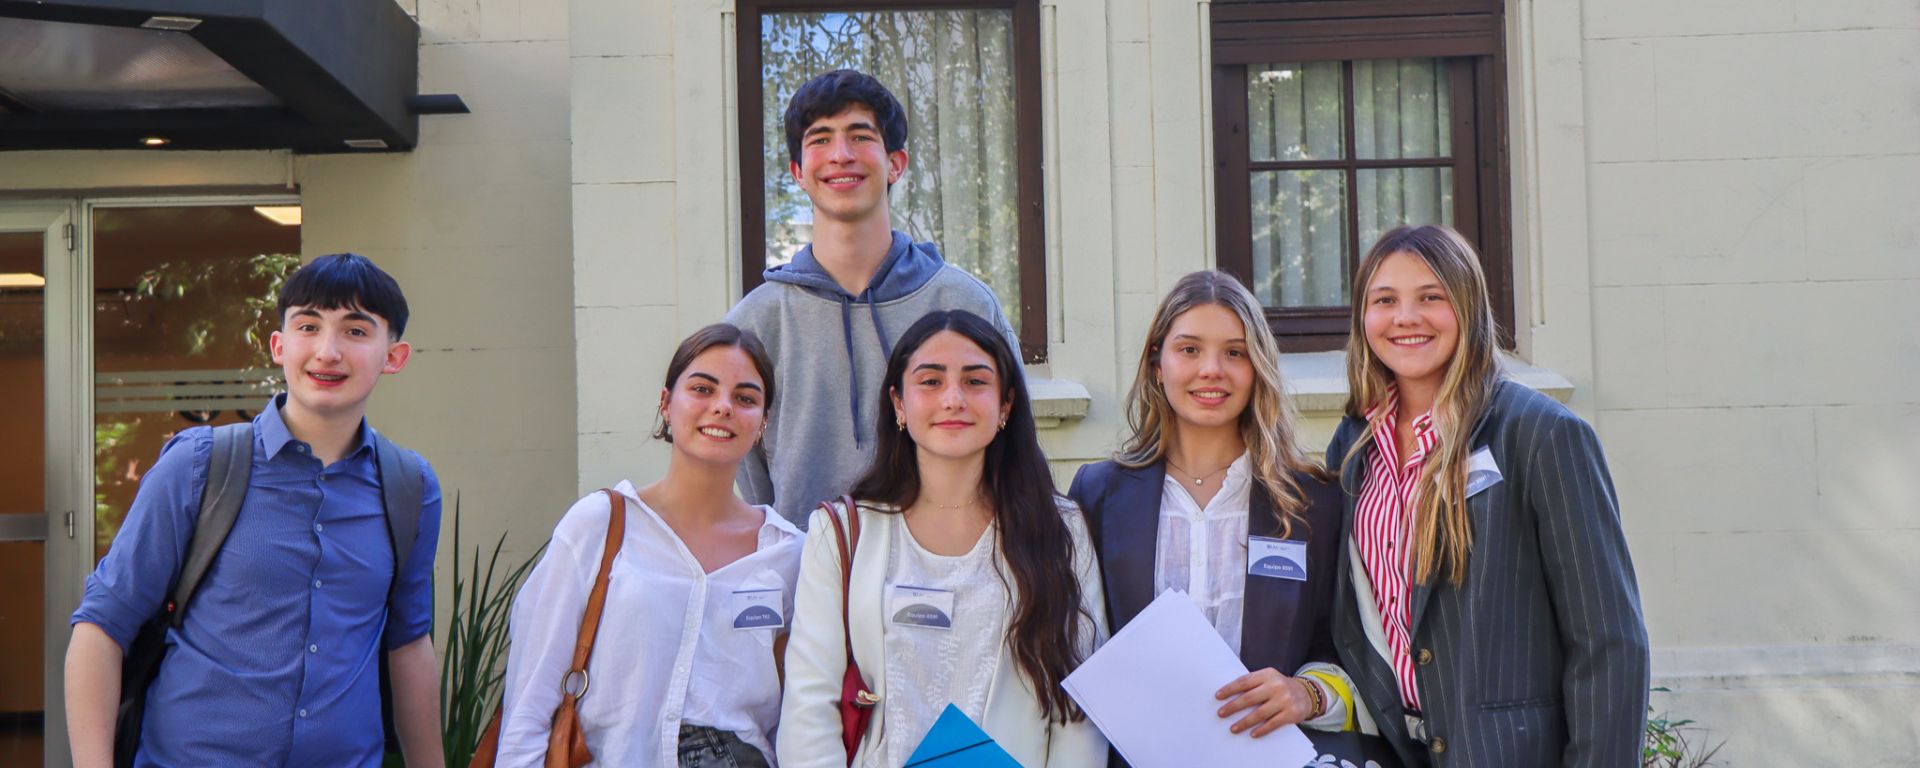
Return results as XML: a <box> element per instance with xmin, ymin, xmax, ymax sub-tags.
<box><xmin>1060</xmin><ymin>590</ymin><xmax>1317</xmax><ymax>767</ymax></box>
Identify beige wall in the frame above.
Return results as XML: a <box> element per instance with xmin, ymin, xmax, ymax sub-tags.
<box><xmin>1580</xmin><ymin>0</ymin><xmax>1920</xmax><ymax>760</ymax></box>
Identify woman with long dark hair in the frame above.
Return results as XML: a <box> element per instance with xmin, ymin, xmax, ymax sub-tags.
<box><xmin>778</xmin><ymin>309</ymin><xmax>1107</xmax><ymax>767</ymax></box>
<box><xmin>1328</xmin><ymin>225</ymin><xmax>1649</xmax><ymax>766</ymax></box>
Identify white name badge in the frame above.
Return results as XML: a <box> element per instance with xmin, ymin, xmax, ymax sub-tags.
<box><xmin>888</xmin><ymin>585</ymin><xmax>955</xmax><ymax>629</ymax></box>
<box><xmin>730</xmin><ymin>588</ymin><xmax>785</xmax><ymax>630</ymax></box>
<box><xmin>1466</xmin><ymin>446</ymin><xmax>1504</xmax><ymax>497</ymax></box>
<box><xmin>1247</xmin><ymin>536</ymin><xmax>1308</xmax><ymax>581</ymax></box>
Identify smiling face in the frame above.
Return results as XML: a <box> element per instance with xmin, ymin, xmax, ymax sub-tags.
<box><xmin>1362</xmin><ymin>250</ymin><xmax>1462</xmax><ymax>398</ymax></box>
<box><xmin>789</xmin><ymin>103</ymin><xmax>908</xmax><ymax>226</ymax></box>
<box><xmin>1155</xmin><ymin>303</ymin><xmax>1255</xmax><ymax>438</ymax></box>
<box><xmin>659</xmin><ymin>345</ymin><xmax>769</xmax><ymax>467</ymax></box>
<box><xmin>270</xmin><ymin>304</ymin><xmax>409</xmax><ymax>422</ymax></box>
<box><xmin>890</xmin><ymin>330</ymin><xmax>1011</xmax><ymax>464</ymax></box>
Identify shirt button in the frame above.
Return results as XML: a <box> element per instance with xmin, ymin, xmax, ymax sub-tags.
<box><xmin>313</xmin><ymin>579</ymin><xmax>323</xmax><ymax>589</ymax></box>
<box><xmin>298</xmin><ymin>708</ymin><xmax>309</xmax><ymax>718</ymax></box>
<box><xmin>295</xmin><ymin>444</ymin><xmax>307</xmax><ymax>453</ymax></box>
<box><xmin>309</xmin><ymin>644</ymin><xmax>319</xmax><ymax>654</ymax></box>
<box><xmin>314</xmin><ymin>523</ymin><xmax>324</xmax><ymax>533</ymax></box>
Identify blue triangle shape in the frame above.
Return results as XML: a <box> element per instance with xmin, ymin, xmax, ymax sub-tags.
<box><xmin>904</xmin><ymin>704</ymin><xmax>1022</xmax><ymax>766</ymax></box>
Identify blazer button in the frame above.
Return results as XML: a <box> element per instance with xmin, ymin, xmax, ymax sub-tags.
<box><xmin>1431</xmin><ymin>736</ymin><xmax>1447</xmax><ymax>754</ymax></box>
<box><xmin>1417</xmin><ymin>648</ymin><xmax>1434</xmax><ymax>665</ymax></box>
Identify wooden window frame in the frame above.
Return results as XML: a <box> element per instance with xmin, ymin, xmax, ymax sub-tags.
<box><xmin>1210</xmin><ymin>0</ymin><xmax>1513</xmax><ymax>352</ymax></box>
<box><xmin>735</xmin><ymin>0</ymin><xmax>1049</xmax><ymax>362</ymax></box>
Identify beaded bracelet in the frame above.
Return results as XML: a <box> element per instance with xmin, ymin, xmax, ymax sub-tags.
<box><xmin>1297</xmin><ymin>676</ymin><xmax>1326</xmax><ymax>720</ymax></box>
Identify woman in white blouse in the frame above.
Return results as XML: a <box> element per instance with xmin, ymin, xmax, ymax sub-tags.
<box><xmin>1068</xmin><ymin>271</ymin><xmax>1375</xmax><ymax>764</ymax></box>
<box><xmin>498</xmin><ymin>324</ymin><xmax>801</xmax><ymax>767</ymax></box>
<box><xmin>777</xmin><ymin>309</ymin><xmax>1108</xmax><ymax>768</ymax></box>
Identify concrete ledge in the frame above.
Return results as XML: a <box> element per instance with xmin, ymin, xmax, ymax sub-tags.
<box><xmin>1281</xmin><ymin>350</ymin><xmax>1577</xmax><ymax>416</ymax></box>
<box><xmin>1028</xmin><ymin>376</ymin><xmax>1092</xmax><ymax>429</ymax></box>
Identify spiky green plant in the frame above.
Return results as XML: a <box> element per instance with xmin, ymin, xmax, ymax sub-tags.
<box><xmin>439</xmin><ymin>497</ymin><xmax>543</xmax><ymax>767</ymax></box>
<box><xmin>1644</xmin><ymin>687</ymin><xmax>1726</xmax><ymax>768</ymax></box>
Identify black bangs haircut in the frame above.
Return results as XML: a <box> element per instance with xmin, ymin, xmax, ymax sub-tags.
<box><xmin>276</xmin><ymin>253</ymin><xmax>411</xmax><ymax>339</ymax></box>
<box><xmin>849</xmin><ymin>309</ymin><xmax>1090</xmax><ymax>724</ymax></box>
<box><xmin>782</xmin><ymin>68</ymin><xmax>909</xmax><ymax>165</ymax></box>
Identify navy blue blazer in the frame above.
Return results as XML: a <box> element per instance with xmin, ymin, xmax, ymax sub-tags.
<box><xmin>1067</xmin><ymin>460</ymin><xmax>1345</xmax><ymax>678</ymax></box>
<box><xmin>1327</xmin><ymin>381</ymin><xmax>1650</xmax><ymax>768</ymax></box>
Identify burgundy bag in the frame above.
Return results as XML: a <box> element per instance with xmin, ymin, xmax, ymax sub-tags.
<box><xmin>822</xmin><ymin>496</ymin><xmax>878</xmax><ymax>764</ymax></box>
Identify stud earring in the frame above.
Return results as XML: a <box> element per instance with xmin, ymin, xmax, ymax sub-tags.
<box><xmin>896</xmin><ymin>418</ymin><xmax>906</xmax><ymax>431</ymax></box>
<box><xmin>998</xmin><ymin>420</ymin><xmax>1007</xmax><ymax>431</ymax></box>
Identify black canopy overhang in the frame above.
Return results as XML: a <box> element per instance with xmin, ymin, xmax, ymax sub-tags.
<box><xmin>0</xmin><ymin>0</ymin><xmax>464</xmax><ymax>152</ymax></box>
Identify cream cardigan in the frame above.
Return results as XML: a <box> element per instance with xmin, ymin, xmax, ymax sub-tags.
<box><xmin>776</xmin><ymin>500</ymin><xmax>1110</xmax><ymax>767</ymax></box>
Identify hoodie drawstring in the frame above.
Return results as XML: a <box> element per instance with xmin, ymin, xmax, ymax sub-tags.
<box><xmin>837</xmin><ymin>291</ymin><xmax>895</xmax><ymax>451</ymax></box>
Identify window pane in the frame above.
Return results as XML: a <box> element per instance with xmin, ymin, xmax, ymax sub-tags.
<box><xmin>760</xmin><ymin>10</ymin><xmax>1021</xmax><ymax>334</ymax></box>
<box><xmin>1250</xmin><ymin>170</ymin><xmax>1347</xmax><ymax>307</ymax></box>
<box><xmin>1357</xmin><ymin>167</ymin><xmax>1454</xmax><ymax>252</ymax></box>
<box><xmin>1246</xmin><ymin>62</ymin><xmax>1343</xmax><ymax>162</ymax></box>
<box><xmin>1354</xmin><ymin>58</ymin><xmax>1449</xmax><ymax>160</ymax></box>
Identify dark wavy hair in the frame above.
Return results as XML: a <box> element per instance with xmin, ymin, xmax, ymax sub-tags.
<box><xmin>783</xmin><ymin>69</ymin><xmax>909</xmax><ymax>165</ymax></box>
<box><xmin>277</xmin><ymin>253</ymin><xmax>410</xmax><ymax>339</ymax></box>
<box><xmin>651</xmin><ymin>323</ymin><xmax>776</xmax><ymax>443</ymax></box>
<box><xmin>848</xmin><ymin>310</ymin><xmax>1088</xmax><ymax>723</ymax></box>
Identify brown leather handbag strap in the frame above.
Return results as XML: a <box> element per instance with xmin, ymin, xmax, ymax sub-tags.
<box><xmin>820</xmin><ymin>495</ymin><xmax>860</xmax><ymax>657</ymax></box>
<box><xmin>565</xmin><ymin>489</ymin><xmax>626</xmax><ymax>692</ymax></box>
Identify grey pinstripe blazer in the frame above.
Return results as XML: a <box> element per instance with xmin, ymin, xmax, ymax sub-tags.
<box><xmin>1326</xmin><ymin>380</ymin><xmax>1650</xmax><ymax>767</ymax></box>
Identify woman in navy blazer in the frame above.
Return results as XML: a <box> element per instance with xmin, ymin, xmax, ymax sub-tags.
<box><xmin>1069</xmin><ymin>271</ymin><xmax>1368</xmax><ymax>759</ymax></box>
<box><xmin>1327</xmin><ymin>225</ymin><xmax>1649</xmax><ymax>767</ymax></box>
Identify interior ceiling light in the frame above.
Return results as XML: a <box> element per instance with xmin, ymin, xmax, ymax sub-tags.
<box><xmin>252</xmin><ymin>206</ymin><xmax>303</xmax><ymax>226</ymax></box>
<box><xmin>0</xmin><ymin>273</ymin><xmax>48</xmax><ymax>289</ymax></box>
<box><xmin>140</xmin><ymin>16</ymin><xmax>204</xmax><ymax>31</ymax></box>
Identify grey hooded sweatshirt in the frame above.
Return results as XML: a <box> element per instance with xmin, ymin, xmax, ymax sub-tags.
<box><xmin>725</xmin><ymin>231</ymin><xmax>1019</xmax><ymax>527</ymax></box>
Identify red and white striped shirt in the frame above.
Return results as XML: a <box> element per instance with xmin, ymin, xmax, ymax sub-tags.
<box><xmin>1353</xmin><ymin>387</ymin><xmax>1438</xmax><ymax>712</ymax></box>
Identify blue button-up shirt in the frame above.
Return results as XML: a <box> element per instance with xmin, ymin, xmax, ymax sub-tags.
<box><xmin>73</xmin><ymin>396</ymin><xmax>441</xmax><ymax>768</ymax></box>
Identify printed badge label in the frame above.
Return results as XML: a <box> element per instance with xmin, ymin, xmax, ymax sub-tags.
<box><xmin>888</xmin><ymin>585</ymin><xmax>955</xmax><ymax>629</ymax></box>
<box><xmin>731</xmin><ymin>588</ymin><xmax>785</xmax><ymax>630</ymax></box>
<box><xmin>1247</xmin><ymin>536</ymin><xmax>1309</xmax><ymax>581</ymax></box>
<box><xmin>1466</xmin><ymin>446</ymin><xmax>1504</xmax><ymax>497</ymax></box>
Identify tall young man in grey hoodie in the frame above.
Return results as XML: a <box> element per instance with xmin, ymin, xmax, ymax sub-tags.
<box><xmin>727</xmin><ymin>69</ymin><xmax>1020</xmax><ymax>527</ymax></box>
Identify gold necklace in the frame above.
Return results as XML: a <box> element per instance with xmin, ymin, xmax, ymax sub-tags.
<box><xmin>1166</xmin><ymin>459</ymin><xmax>1229</xmax><ymax>486</ymax></box>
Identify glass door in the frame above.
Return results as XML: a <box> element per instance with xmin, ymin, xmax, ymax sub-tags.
<box><xmin>0</xmin><ymin>206</ymin><xmax>74</xmax><ymax>768</ymax></box>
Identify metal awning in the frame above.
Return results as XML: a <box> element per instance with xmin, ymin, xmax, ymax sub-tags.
<box><xmin>0</xmin><ymin>0</ymin><xmax>464</xmax><ymax>152</ymax></box>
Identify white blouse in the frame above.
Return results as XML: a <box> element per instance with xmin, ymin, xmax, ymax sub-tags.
<box><xmin>1154</xmin><ymin>454</ymin><xmax>1255</xmax><ymax>654</ymax></box>
<box><xmin>498</xmin><ymin>481</ymin><xmax>804</xmax><ymax>767</ymax></box>
<box><xmin>877</xmin><ymin>520</ymin><xmax>1007</xmax><ymax>767</ymax></box>
<box><xmin>1154</xmin><ymin>455</ymin><xmax>1349</xmax><ymax>731</ymax></box>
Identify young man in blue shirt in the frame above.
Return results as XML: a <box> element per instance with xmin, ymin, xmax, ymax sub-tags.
<box><xmin>64</xmin><ymin>253</ymin><xmax>445</xmax><ymax>767</ymax></box>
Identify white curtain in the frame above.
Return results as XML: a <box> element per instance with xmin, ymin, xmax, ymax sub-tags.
<box><xmin>1246</xmin><ymin>58</ymin><xmax>1452</xmax><ymax>308</ymax></box>
<box><xmin>761</xmin><ymin>10</ymin><xmax>1020</xmax><ymax>333</ymax></box>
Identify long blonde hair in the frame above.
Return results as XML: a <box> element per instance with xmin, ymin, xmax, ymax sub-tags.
<box><xmin>1117</xmin><ymin>271</ymin><xmax>1326</xmax><ymax>537</ymax></box>
<box><xmin>1342</xmin><ymin>225</ymin><xmax>1502</xmax><ymax>585</ymax></box>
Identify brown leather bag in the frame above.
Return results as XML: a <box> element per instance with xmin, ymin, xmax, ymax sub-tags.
<box><xmin>821</xmin><ymin>495</ymin><xmax>878</xmax><ymax>764</ymax></box>
<box><xmin>467</xmin><ymin>488</ymin><xmax>627</xmax><ymax>768</ymax></box>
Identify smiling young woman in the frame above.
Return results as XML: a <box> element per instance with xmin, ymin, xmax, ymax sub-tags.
<box><xmin>1328</xmin><ymin>225</ymin><xmax>1651</xmax><ymax>767</ymax></box>
<box><xmin>777</xmin><ymin>310</ymin><xmax>1107</xmax><ymax>768</ymax></box>
<box><xmin>1068</xmin><ymin>271</ymin><xmax>1393</xmax><ymax>766</ymax></box>
<box><xmin>497</xmin><ymin>323</ymin><xmax>800</xmax><ymax>768</ymax></box>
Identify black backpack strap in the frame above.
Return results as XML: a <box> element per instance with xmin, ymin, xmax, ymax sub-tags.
<box><xmin>170</xmin><ymin>423</ymin><xmax>253</xmax><ymax>628</ymax></box>
<box><xmin>372</xmin><ymin>429</ymin><xmax>424</xmax><ymax>576</ymax></box>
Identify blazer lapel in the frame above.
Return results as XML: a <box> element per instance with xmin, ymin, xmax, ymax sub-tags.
<box><xmin>1239</xmin><ymin>481</ymin><xmax>1285</xmax><ymax>670</ymax></box>
<box><xmin>1407</xmin><ymin>382</ymin><xmax>1511</xmax><ymax>640</ymax></box>
<box><xmin>1102</xmin><ymin>463</ymin><xmax>1166</xmax><ymax>631</ymax></box>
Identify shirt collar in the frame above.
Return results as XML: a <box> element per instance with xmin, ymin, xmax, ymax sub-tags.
<box><xmin>612</xmin><ymin>479</ymin><xmax>803</xmax><ymax>547</ymax></box>
<box><xmin>1365</xmin><ymin>386</ymin><xmax>1440</xmax><ymax>459</ymax></box>
<box><xmin>257</xmin><ymin>393</ymin><xmax>374</xmax><ymax>461</ymax></box>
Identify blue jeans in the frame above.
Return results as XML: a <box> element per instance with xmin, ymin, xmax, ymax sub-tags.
<box><xmin>677</xmin><ymin>724</ymin><xmax>770</xmax><ymax>768</ymax></box>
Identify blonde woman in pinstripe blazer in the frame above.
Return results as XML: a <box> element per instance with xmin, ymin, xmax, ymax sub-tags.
<box><xmin>1325</xmin><ymin>225</ymin><xmax>1650</xmax><ymax>767</ymax></box>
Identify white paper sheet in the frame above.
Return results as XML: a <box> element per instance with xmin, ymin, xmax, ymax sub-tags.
<box><xmin>1062</xmin><ymin>590</ymin><xmax>1317</xmax><ymax>768</ymax></box>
